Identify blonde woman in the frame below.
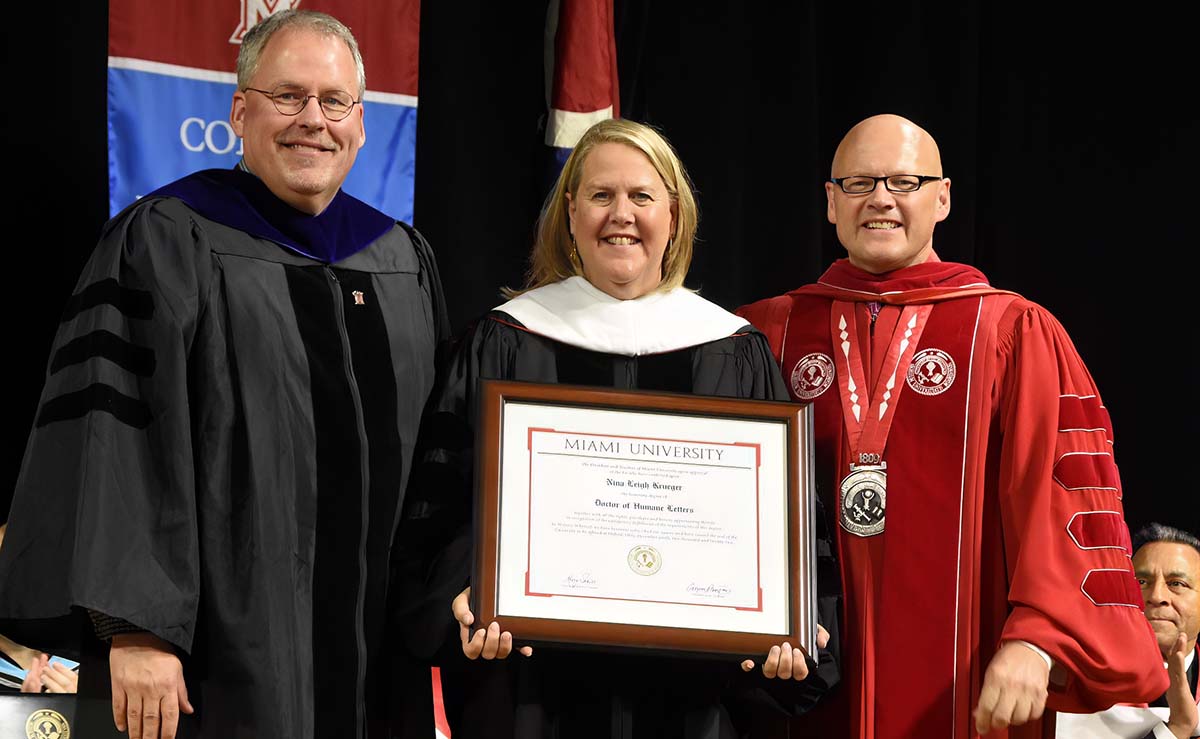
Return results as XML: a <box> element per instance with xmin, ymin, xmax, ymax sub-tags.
<box><xmin>401</xmin><ymin>119</ymin><xmax>838</xmax><ymax>739</ymax></box>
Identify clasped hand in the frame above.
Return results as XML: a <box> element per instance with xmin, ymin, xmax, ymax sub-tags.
<box><xmin>20</xmin><ymin>653</ymin><xmax>78</xmax><ymax>694</ymax></box>
<box><xmin>973</xmin><ymin>641</ymin><xmax>1050</xmax><ymax>734</ymax></box>
<box><xmin>1165</xmin><ymin>633</ymin><xmax>1199</xmax><ymax>739</ymax></box>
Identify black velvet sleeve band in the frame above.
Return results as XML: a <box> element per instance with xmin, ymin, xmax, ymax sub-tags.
<box><xmin>87</xmin><ymin>609</ymin><xmax>144</xmax><ymax>641</ymax></box>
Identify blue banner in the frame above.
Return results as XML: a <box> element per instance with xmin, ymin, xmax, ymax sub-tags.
<box><xmin>108</xmin><ymin>66</ymin><xmax>416</xmax><ymax>222</ymax></box>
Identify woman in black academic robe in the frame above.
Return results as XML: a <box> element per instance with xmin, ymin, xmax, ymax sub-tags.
<box><xmin>399</xmin><ymin>119</ymin><xmax>839</xmax><ymax>739</ymax></box>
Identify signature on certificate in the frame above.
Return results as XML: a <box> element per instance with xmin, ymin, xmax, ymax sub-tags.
<box><xmin>686</xmin><ymin>582</ymin><xmax>733</xmax><ymax>598</ymax></box>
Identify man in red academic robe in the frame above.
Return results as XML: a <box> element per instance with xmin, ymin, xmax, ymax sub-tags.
<box><xmin>737</xmin><ymin>114</ymin><xmax>1166</xmax><ymax>738</ymax></box>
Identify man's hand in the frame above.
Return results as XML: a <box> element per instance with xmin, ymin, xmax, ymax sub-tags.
<box><xmin>21</xmin><ymin>653</ymin><xmax>78</xmax><ymax>694</ymax></box>
<box><xmin>20</xmin><ymin>653</ymin><xmax>46</xmax><ymax>693</ymax></box>
<box><xmin>452</xmin><ymin>587</ymin><xmax>532</xmax><ymax>660</ymax></box>
<box><xmin>973</xmin><ymin>641</ymin><xmax>1050</xmax><ymax>734</ymax></box>
<box><xmin>110</xmin><ymin>633</ymin><xmax>193</xmax><ymax>739</ymax></box>
<box><xmin>740</xmin><ymin>624</ymin><xmax>830</xmax><ymax>679</ymax></box>
<box><xmin>1165</xmin><ymin>633</ymin><xmax>1199</xmax><ymax>739</ymax></box>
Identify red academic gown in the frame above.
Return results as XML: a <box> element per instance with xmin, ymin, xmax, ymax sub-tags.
<box><xmin>738</xmin><ymin>258</ymin><xmax>1166</xmax><ymax>739</ymax></box>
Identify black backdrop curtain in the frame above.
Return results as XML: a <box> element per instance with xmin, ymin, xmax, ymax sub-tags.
<box><xmin>5</xmin><ymin>1</ymin><xmax>1193</xmax><ymax>535</ymax></box>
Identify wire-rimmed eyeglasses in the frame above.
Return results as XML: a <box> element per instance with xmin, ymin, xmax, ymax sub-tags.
<box><xmin>243</xmin><ymin>85</ymin><xmax>361</xmax><ymax>121</ymax></box>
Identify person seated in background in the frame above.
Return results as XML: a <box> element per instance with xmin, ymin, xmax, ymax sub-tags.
<box><xmin>397</xmin><ymin>118</ymin><xmax>839</xmax><ymax>739</ymax></box>
<box><xmin>5</xmin><ymin>649</ymin><xmax>80</xmax><ymax>694</ymax></box>
<box><xmin>0</xmin><ymin>524</ymin><xmax>79</xmax><ymax>695</ymax></box>
<box><xmin>1057</xmin><ymin>523</ymin><xmax>1199</xmax><ymax>738</ymax></box>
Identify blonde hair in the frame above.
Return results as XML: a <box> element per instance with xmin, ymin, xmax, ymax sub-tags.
<box><xmin>505</xmin><ymin>119</ymin><xmax>698</xmax><ymax>297</ymax></box>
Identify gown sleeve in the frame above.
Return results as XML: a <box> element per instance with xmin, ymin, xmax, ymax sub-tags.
<box><xmin>393</xmin><ymin>316</ymin><xmax>519</xmax><ymax>660</ymax></box>
<box><xmin>0</xmin><ymin>198</ymin><xmax>211</xmax><ymax>654</ymax></box>
<box><xmin>728</xmin><ymin>329</ymin><xmax>842</xmax><ymax>716</ymax></box>
<box><xmin>994</xmin><ymin>301</ymin><xmax>1167</xmax><ymax>710</ymax></box>
<box><xmin>733</xmin><ymin>325</ymin><xmax>790</xmax><ymax>401</ymax></box>
<box><xmin>402</xmin><ymin>223</ymin><xmax>452</xmax><ymax>351</ymax></box>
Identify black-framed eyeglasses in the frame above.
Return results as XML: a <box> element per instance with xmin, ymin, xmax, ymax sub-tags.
<box><xmin>829</xmin><ymin>175</ymin><xmax>944</xmax><ymax>194</ymax></box>
<box><xmin>244</xmin><ymin>85</ymin><xmax>361</xmax><ymax>121</ymax></box>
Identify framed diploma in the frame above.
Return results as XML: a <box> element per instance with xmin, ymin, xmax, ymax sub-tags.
<box><xmin>471</xmin><ymin>380</ymin><xmax>818</xmax><ymax>658</ymax></box>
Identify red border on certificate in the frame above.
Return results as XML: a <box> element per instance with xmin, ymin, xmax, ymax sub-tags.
<box><xmin>521</xmin><ymin>428</ymin><xmax>763</xmax><ymax>612</ymax></box>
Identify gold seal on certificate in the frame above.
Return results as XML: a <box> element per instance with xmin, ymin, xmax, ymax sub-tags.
<box><xmin>471</xmin><ymin>380</ymin><xmax>820</xmax><ymax>657</ymax></box>
<box><xmin>628</xmin><ymin>545</ymin><xmax>662</xmax><ymax>575</ymax></box>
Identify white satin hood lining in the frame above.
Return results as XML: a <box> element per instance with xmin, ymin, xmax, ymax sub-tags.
<box><xmin>495</xmin><ymin>277</ymin><xmax>749</xmax><ymax>356</ymax></box>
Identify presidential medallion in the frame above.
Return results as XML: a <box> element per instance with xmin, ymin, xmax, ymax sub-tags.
<box><xmin>839</xmin><ymin>464</ymin><xmax>886</xmax><ymax>537</ymax></box>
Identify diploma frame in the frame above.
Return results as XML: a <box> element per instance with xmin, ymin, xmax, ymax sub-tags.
<box><xmin>471</xmin><ymin>379</ymin><xmax>817</xmax><ymax>658</ymax></box>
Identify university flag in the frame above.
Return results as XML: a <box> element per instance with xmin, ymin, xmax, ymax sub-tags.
<box><xmin>107</xmin><ymin>1</ymin><xmax>419</xmax><ymax>222</ymax></box>
<box><xmin>544</xmin><ymin>0</ymin><xmax>619</xmax><ymax>171</ymax></box>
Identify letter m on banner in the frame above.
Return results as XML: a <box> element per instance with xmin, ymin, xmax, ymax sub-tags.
<box><xmin>107</xmin><ymin>1</ymin><xmax>419</xmax><ymax>222</ymax></box>
<box><xmin>230</xmin><ymin>0</ymin><xmax>303</xmax><ymax>44</ymax></box>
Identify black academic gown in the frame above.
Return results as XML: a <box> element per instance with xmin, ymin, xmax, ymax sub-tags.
<box><xmin>0</xmin><ymin>170</ymin><xmax>449</xmax><ymax>738</ymax></box>
<box><xmin>399</xmin><ymin>308</ymin><xmax>840</xmax><ymax>739</ymax></box>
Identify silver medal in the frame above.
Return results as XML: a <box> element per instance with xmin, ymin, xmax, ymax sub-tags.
<box><xmin>839</xmin><ymin>463</ymin><xmax>887</xmax><ymax>537</ymax></box>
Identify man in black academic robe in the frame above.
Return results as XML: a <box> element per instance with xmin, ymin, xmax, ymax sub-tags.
<box><xmin>0</xmin><ymin>10</ymin><xmax>447</xmax><ymax>739</ymax></box>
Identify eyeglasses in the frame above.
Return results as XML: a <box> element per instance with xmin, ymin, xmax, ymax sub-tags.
<box><xmin>243</xmin><ymin>85</ymin><xmax>360</xmax><ymax>121</ymax></box>
<box><xmin>829</xmin><ymin>175</ymin><xmax>944</xmax><ymax>194</ymax></box>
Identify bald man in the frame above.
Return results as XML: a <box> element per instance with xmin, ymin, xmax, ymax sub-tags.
<box><xmin>738</xmin><ymin>115</ymin><xmax>1165</xmax><ymax>738</ymax></box>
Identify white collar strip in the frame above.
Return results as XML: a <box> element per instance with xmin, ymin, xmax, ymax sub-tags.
<box><xmin>495</xmin><ymin>277</ymin><xmax>749</xmax><ymax>356</ymax></box>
